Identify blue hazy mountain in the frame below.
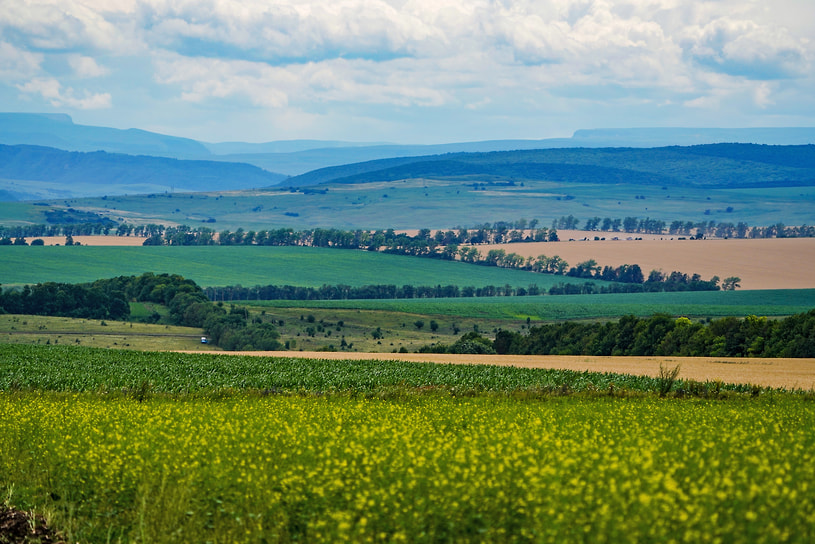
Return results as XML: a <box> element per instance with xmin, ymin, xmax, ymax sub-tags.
<box><xmin>0</xmin><ymin>113</ymin><xmax>211</xmax><ymax>158</ymax></box>
<box><xmin>5</xmin><ymin>113</ymin><xmax>814</xmax><ymax>177</ymax></box>
<box><xmin>0</xmin><ymin>144</ymin><xmax>287</xmax><ymax>200</ymax></box>
<box><xmin>204</xmin><ymin>128</ymin><xmax>815</xmax><ymax>176</ymax></box>
<box><xmin>284</xmin><ymin>144</ymin><xmax>815</xmax><ymax>189</ymax></box>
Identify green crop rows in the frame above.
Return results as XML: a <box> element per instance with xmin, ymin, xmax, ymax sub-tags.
<box><xmin>1</xmin><ymin>344</ymin><xmax>814</xmax><ymax>543</ymax></box>
<box><xmin>249</xmin><ymin>289</ymin><xmax>815</xmax><ymax>320</ymax></box>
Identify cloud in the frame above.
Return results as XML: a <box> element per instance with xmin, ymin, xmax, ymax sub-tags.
<box><xmin>153</xmin><ymin>53</ymin><xmax>452</xmax><ymax>108</ymax></box>
<box><xmin>1</xmin><ymin>1</ymin><xmax>813</xmax><ymax>141</ymax></box>
<box><xmin>0</xmin><ymin>41</ymin><xmax>43</xmax><ymax>79</ymax></box>
<box><xmin>68</xmin><ymin>55</ymin><xmax>109</xmax><ymax>78</ymax></box>
<box><xmin>17</xmin><ymin>77</ymin><xmax>112</xmax><ymax>109</ymax></box>
<box><xmin>683</xmin><ymin>16</ymin><xmax>811</xmax><ymax>79</ymax></box>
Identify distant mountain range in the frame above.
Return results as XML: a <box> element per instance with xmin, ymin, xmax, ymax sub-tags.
<box><xmin>3</xmin><ymin>112</ymin><xmax>815</xmax><ymax>177</ymax></box>
<box><xmin>285</xmin><ymin>144</ymin><xmax>815</xmax><ymax>189</ymax></box>
<box><xmin>0</xmin><ymin>144</ymin><xmax>286</xmax><ymax>200</ymax></box>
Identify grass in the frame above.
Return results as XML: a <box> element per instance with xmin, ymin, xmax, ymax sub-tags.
<box><xmin>0</xmin><ymin>245</ymin><xmax>608</xmax><ymax>289</ymax></box>
<box><xmin>0</xmin><ymin>314</ymin><xmax>208</xmax><ymax>351</ymax></box>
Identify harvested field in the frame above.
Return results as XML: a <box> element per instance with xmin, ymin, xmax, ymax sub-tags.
<box><xmin>34</xmin><ymin>235</ymin><xmax>147</xmax><ymax>246</ymax></box>
<box><xmin>220</xmin><ymin>351</ymin><xmax>815</xmax><ymax>390</ymax></box>
<box><xmin>476</xmin><ymin>235</ymin><xmax>815</xmax><ymax>290</ymax></box>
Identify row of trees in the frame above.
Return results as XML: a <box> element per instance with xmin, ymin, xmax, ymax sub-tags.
<box><xmin>3</xmin><ymin>215</ymin><xmax>814</xmax><ymax>243</ymax></box>
<box><xmin>422</xmin><ymin>312</ymin><xmax>815</xmax><ymax>358</ymax></box>
<box><xmin>205</xmin><ymin>283</ymin><xmax>560</xmax><ymax>302</ymax></box>
<box><xmin>0</xmin><ymin>281</ymin><xmax>129</xmax><ymax>320</ymax></box>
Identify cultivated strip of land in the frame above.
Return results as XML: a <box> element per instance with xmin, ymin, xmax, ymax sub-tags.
<box><xmin>203</xmin><ymin>351</ymin><xmax>815</xmax><ymax>390</ymax></box>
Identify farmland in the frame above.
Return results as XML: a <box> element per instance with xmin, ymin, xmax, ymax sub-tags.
<box><xmin>250</xmin><ymin>289</ymin><xmax>815</xmax><ymax>320</ymax></box>
<box><xmin>4</xmin><ymin>171</ymin><xmax>815</xmax><ymax>231</ymax></box>
<box><xmin>478</xmin><ymin>236</ymin><xmax>815</xmax><ymax>290</ymax></box>
<box><xmin>1</xmin><ymin>344</ymin><xmax>814</xmax><ymax>543</ymax></box>
<box><xmin>0</xmin><ymin>245</ymin><xmax>606</xmax><ymax>290</ymax></box>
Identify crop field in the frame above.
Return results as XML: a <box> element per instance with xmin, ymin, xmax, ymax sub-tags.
<box><xmin>0</xmin><ymin>245</ymin><xmax>605</xmax><ymax>289</ymax></box>
<box><xmin>11</xmin><ymin>175</ymin><xmax>815</xmax><ymax>230</ymax></box>
<box><xmin>1</xmin><ymin>344</ymin><xmax>814</xmax><ymax>543</ymax></box>
<box><xmin>249</xmin><ymin>289</ymin><xmax>815</xmax><ymax>321</ymax></box>
<box><xmin>480</xmin><ymin>236</ymin><xmax>815</xmax><ymax>290</ymax></box>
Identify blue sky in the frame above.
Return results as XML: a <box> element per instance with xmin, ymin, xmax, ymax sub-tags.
<box><xmin>1</xmin><ymin>0</ymin><xmax>814</xmax><ymax>144</ymax></box>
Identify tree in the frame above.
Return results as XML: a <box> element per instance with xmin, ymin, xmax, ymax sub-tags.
<box><xmin>722</xmin><ymin>277</ymin><xmax>741</xmax><ymax>291</ymax></box>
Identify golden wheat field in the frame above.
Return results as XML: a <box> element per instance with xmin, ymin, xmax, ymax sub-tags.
<box><xmin>477</xmin><ymin>233</ymin><xmax>815</xmax><ymax>290</ymax></box>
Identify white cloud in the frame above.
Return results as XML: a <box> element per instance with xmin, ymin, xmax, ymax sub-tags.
<box><xmin>0</xmin><ymin>41</ymin><xmax>43</xmax><ymax>79</ymax></box>
<box><xmin>1</xmin><ymin>1</ymin><xmax>813</xmax><ymax>140</ymax></box>
<box><xmin>683</xmin><ymin>16</ymin><xmax>810</xmax><ymax>79</ymax></box>
<box><xmin>68</xmin><ymin>55</ymin><xmax>109</xmax><ymax>78</ymax></box>
<box><xmin>17</xmin><ymin>77</ymin><xmax>112</xmax><ymax>109</ymax></box>
<box><xmin>153</xmin><ymin>53</ymin><xmax>453</xmax><ymax>108</ymax></box>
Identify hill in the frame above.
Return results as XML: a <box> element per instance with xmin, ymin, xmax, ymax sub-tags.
<box><xmin>0</xmin><ymin>144</ymin><xmax>287</xmax><ymax>200</ymax></box>
<box><xmin>5</xmin><ymin>114</ymin><xmax>813</xmax><ymax>177</ymax></box>
<box><xmin>286</xmin><ymin>144</ymin><xmax>815</xmax><ymax>188</ymax></box>
<box><xmin>0</xmin><ymin>113</ymin><xmax>210</xmax><ymax>158</ymax></box>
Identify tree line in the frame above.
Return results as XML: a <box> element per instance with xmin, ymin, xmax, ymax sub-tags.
<box><xmin>0</xmin><ymin>273</ymin><xmax>282</xmax><ymax>351</ymax></box>
<box><xmin>421</xmin><ymin>312</ymin><xmax>815</xmax><ymax>358</ymax></box>
<box><xmin>3</xmin><ymin>215</ymin><xmax>814</xmax><ymax>244</ymax></box>
<box><xmin>203</xmin><ymin>271</ymin><xmax>732</xmax><ymax>303</ymax></box>
<box><xmin>0</xmin><ymin>281</ymin><xmax>130</xmax><ymax>320</ymax></box>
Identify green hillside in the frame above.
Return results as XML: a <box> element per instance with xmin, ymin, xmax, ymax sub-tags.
<box><xmin>0</xmin><ymin>245</ymin><xmax>604</xmax><ymax>289</ymax></box>
<box><xmin>288</xmin><ymin>144</ymin><xmax>815</xmax><ymax>188</ymax></box>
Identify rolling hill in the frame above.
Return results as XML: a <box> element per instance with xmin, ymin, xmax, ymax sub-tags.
<box><xmin>285</xmin><ymin>144</ymin><xmax>815</xmax><ymax>188</ymax></box>
<box><xmin>0</xmin><ymin>144</ymin><xmax>287</xmax><ymax>200</ymax></box>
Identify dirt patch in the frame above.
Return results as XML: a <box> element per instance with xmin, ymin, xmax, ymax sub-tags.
<box><xmin>474</xmin><ymin>236</ymin><xmax>815</xmax><ymax>290</ymax></box>
<box><xmin>32</xmin><ymin>236</ymin><xmax>147</xmax><ymax>247</ymax></box>
<box><xmin>186</xmin><ymin>351</ymin><xmax>815</xmax><ymax>390</ymax></box>
<box><xmin>0</xmin><ymin>506</ymin><xmax>63</xmax><ymax>544</ymax></box>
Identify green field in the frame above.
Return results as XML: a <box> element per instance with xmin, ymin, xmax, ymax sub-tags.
<box><xmin>1</xmin><ymin>345</ymin><xmax>814</xmax><ymax>543</ymax></box>
<box><xmin>248</xmin><ymin>289</ymin><xmax>815</xmax><ymax>321</ymax></box>
<box><xmin>0</xmin><ymin>245</ymin><xmax>607</xmax><ymax>289</ymax></box>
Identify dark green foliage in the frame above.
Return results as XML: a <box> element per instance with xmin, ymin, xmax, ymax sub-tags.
<box><xmin>419</xmin><ymin>332</ymin><xmax>497</xmax><ymax>355</ymax></box>
<box><xmin>0</xmin><ymin>282</ymin><xmax>129</xmax><ymax>320</ymax></box>
<box><xmin>490</xmin><ymin>311</ymin><xmax>815</xmax><ymax>358</ymax></box>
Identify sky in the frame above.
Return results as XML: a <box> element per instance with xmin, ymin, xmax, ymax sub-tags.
<box><xmin>1</xmin><ymin>0</ymin><xmax>814</xmax><ymax>144</ymax></box>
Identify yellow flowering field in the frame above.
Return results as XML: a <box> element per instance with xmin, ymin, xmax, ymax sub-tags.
<box><xmin>1</xmin><ymin>392</ymin><xmax>814</xmax><ymax>543</ymax></box>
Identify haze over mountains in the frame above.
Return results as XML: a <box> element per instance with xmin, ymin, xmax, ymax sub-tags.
<box><xmin>1</xmin><ymin>112</ymin><xmax>815</xmax><ymax>200</ymax></box>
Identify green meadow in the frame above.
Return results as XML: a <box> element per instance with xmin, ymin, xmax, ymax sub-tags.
<box><xmin>248</xmin><ymin>289</ymin><xmax>815</xmax><ymax>321</ymax></box>
<box><xmin>0</xmin><ymin>245</ymin><xmax>607</xmax><ymax>289</ymax></box>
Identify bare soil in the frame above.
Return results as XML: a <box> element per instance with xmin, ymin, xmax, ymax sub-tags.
<box><xmin>0</xmin><ymin>506</ymin><xmax>62</xmax><ymax>544</ymax></box>
<box><xmin>200</xmin><ymin>351</ymin><xmax>815</xmax><ymax>390</ymax></box>
<box><xmin>476</xmin><ymin>234</ymin><xmax>815</xmax><ymax>290</ymax></box>
<box><xmin>32</xmin><ymin>235</ymin><xmax>148</xmax><ymax>246</ymax></box>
